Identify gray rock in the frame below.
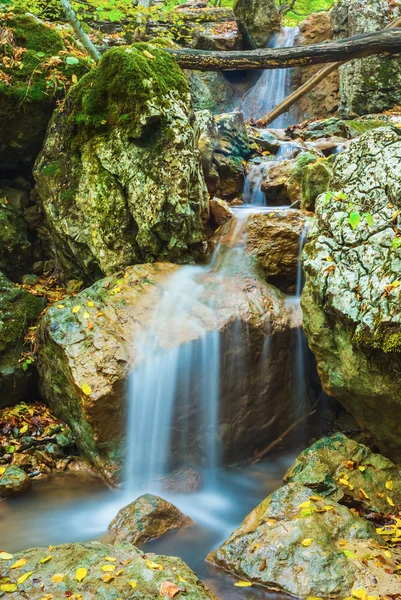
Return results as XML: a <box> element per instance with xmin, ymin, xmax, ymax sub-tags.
<box><xmin>234</xmin><ymin>0</ymin><xmax>281</xmax><ymax>48</ymax></box>
<box><xmin>0</xmin><ymin>465</ymin><xmax>30</xmax><ymax>498</ymax></box>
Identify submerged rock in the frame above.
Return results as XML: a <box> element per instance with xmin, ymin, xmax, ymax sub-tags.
<box><xmin>208</xmin><ymin>482</ymin><xmax>401</xmax><ymax>597</ymax></box>
<box><xmin>285</xmin><ymin>433</ymin><xmax>401</xmax><ymax>514</ymax></box>
<box><xmin>0</xmin><ymin>541</ymin><xmax>217</xmax><ymax>599</ymax></box>
<box><xmin>34</xmin><ymin>45</ymin><xmax>208</xmax><ymax>281</ymax></box>
<box><xmin>0</xmin><ymin>465</ymin><xmax>30</xmax><ymax>497</ymax></box>
<box><xmin>37</xmin><ymin>261</ymin><xmax>303</xmax><ymax>480</ymax></box>
<box><xmin>233</xmin><ymin>0</ymin><xmax>281</xmax><ymax>48</ymax></box>
<box><xmin>109</xmin><ymin>494</ymin><xmax>193</xmax><ymax>545</ymax></box>
<box><xmin>0</xmin><ymin>273</ymin><xmax>46</xmax><ymax>407</ymax></box>
<box><xmin>302</xmin><ymin>126</ymin><xmax>401</xmax><ymax>461</ymax></box>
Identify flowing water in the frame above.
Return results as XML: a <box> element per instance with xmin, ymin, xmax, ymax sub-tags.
<box><xmin>241</xmin><ymin>27</ymin><xmax>300</xmax><ymax>127</ymax></box>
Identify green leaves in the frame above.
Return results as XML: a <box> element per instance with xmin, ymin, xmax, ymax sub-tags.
<box><xmin>348</xmin><ymin>211</ymin><xmax>360</xmax><ymax>230</ymax></box>
<box><xmin>66</xmin><ymin>56</ymin><xmax>80</xmax><ymax>66</ymax></box>
<box><xmin>392</xmin><ymin>238</ymin><xmax>401</xmax><ymax>250</ymax></box>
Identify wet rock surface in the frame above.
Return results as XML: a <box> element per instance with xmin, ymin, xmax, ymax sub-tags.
<box><xmin>0</xmin><ymin>541</ymin><xmax>218</xmax><ymax>599</ymax></box>
<box><xmin>302</xmin><ymin>126</ymin><xmax>401</xmax><ymax>461</ymax></box>
<box><xmin>0</xmin><ymin>464</ymin><xmax>30</xmax><ymax>497</ymax></box>
<box><xmin>109</xmin><ymin>494</ymin><xmax>193</xmax><ymax>545</ymax></box>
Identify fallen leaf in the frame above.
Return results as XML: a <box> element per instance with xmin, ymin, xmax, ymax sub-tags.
<box><xmin>358</xmin><ymin>488</ymin><xmax>370</xmax><ymax>500</ymax></box>
<box><xmin>302</xmin><ymin>538</ymin><xmax>313</xmax><ymax>547</ymax></box>
<box><xmin>358</xmin><ymin>466</ymin><xmax>366</xmax><ymax>472</ymax></box>
<box><xmin>0</xmin><ymin>552</ymin><xmax>13</xmax><ymax>560</ymax></box>
<box><xmin>104</xmin><ymin>557</ymin><xmax>116</xmax><ymax>562</ymax></box>
<box><xmin>72</xmin><ymin>74</ymin><xmax>78</xmax><ymax>84</ymax></box>
<box><xmin>52</xmin><ymin>573</ymin><xmax>65</xmax><ymax>583</ymax></box>
<box><xmin>160</xmin><ymin>581</ymin><xmax>181</xmax><ymax>598</ymax></box>
<box><xmin>83</xmin><ymin>312</ymin><xmax>90</xmax><ymax>319</ymax></box>
<box><xmin>234</xmin><ymin>581</ymin><xmax>253</xmax><ymax>587</ymax></box>
<box><xmin>75</xmin><ymin>567</ymin><xmax>87</xmax><ymax>582</ymax></box>
<box><xmin>146</xmin><ymin>560</ymin><xmax>163</xmax><ymax>571</ymax></box>
<box><xmin>0</xmin><ymin>466</ymin><xmax>6</xmax><ymax>475</ymax></box>
<box><xmin>386</xmin><ymin>495</ymin><xmax>395</xmax><ymax>507</ymax></box>
<box><xmin>10</xmin><ymin>559</ymin><xmax>27</xmax><ymax>569</ymax></box>
<box><xmin>177</xmin><ymin>574</ymin><xmax>187</xmax><ymax>583</ymax></box>
<box><xmin>72</xmin><ymin>305</ymin><xmax>81</xmax><ymax>314</ymax></box>
<box><xmin>88</xmin><ymin>322</ymin><xmax>94</xmax><ymax>331</ymax></box>
<box><xmin>101</xmin><ymin>565</ymin><xmax>115</xmax><ymax>572</ymax></box>
<box><xmin>385</xmin><ymin>481</ymin><xmax>393</xmax><ymax>491</ymax></box>
<box><xmin>0</xmin><ymin>583</ymin><xmax>17</xmax><ymax>592</ymax></box>
<box><xmin>40</xmin><ymin>555</ymin><xmax>52</xmax><ymax>563</ymax></box>
<box><xmin>103</xmin><ymin>573</ymin><xmax>115</xmax><ymax>583</ymax></box>
<box><xmin>81</xmin><ymin>383</ymin><xmax>92</xmax><ymax>396</ymax></box>
<box><xmin>87</xmin><ymin>301</ymin><xmax>94</xmax><ymax>307</ymax></box>
<box><xmin>352</xmin><ymin>588</ymin><xmax>368</xmax><ymax>600</ymax></box>
<box><xmin>57</xmin><ymin>304</ymin><xmax>65</xmax><ymax>309</ymax></box>
<box><xmin>17</xmin><ymin>571</ymin><xmax>33</xmax><ymax>584</ymax></box>
<box><xmin>143</xmin><ymin>49</ymin><xmax>156</xmax><ymax>59</ymax></box>
<box><xmin>19</xmin><ymin>424</ymin><xmax>28</xmax><ymax>434</ymax></box>
<box><xmin>384</xmin><ymin>550</ymin><xmax>392</xmax><ymax>558</ymax></box>
<box><xmin>128</xmin><ymin>580</ymin><xmax>137</xmax><ymax>588</ymax></box>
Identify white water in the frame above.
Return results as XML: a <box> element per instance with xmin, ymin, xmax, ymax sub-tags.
<box><xmin>241</xmin><ymin>27</ymin><xmax>299</xmax><ymax>127</ymax></box>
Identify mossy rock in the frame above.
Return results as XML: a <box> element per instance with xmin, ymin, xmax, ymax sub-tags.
<box><xmin>0</xmin><ymin>465</ymin><xmax>30</xmax><ymax>497</ymax></box>
<box><xmin>301</xmin><ymin>156</ymin><xmax>333</xmax><ymax>211</ymax></box>
<box><xmin>234</xmin><ymin>0</ymin><xmax>281</xmax><ymax>48</ymax></box>
<box><xmin>34</xmin><ymin>45</ymin><xmax>208</xmax><ymax>280</ymax></box>
<box><xmin>0</xmin><ymin>12</ymin><xmax>91</xmax><ymax>176</ymax></box>
<box><xmin>0</xmin><ymin>271</ymin><xmax>46</xmax><ymax>407</ymax></box>
<box><xmin>0</xmin><ymin>199</ymin><xmax>32</xmax><ymax>279</ymax></box>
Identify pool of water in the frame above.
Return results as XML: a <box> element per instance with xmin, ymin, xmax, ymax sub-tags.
<box><xmin>1</xmin><ymin>455</ymin><xmax>296</xmax><ymax>599</ymax></box>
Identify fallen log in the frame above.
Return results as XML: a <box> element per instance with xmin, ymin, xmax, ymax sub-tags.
<box><xmin>166</xmin><ymin>27</ymin><xmax>401</xmax><ymax>71</ymax></box>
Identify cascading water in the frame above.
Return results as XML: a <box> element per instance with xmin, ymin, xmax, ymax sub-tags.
<box><xmin>241</xmin><ymin>27</ymin><xmax>300</xmax><ymax>127</ymax></box>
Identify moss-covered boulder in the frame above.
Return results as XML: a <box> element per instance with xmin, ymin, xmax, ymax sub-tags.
<box><xmin>285</xmin><ymin>433</ymin><xmax>401</xmax><ymax>514</ymax></box>
<box><xmin>0</xmin><ymin>465</ymin><xmax>30</xmax><ymax>497</ymax></box>
<box><xmin>301</xmin><ymin>156</ymin><xmax>334</xmax><ymax>212</ymax></box>
<box><xmin>233</xmin><ymin>0</ymin><xmax>281</xmax><ymax>48</ymax></box>
<box><xmin>331</xmin><ymin>0</ymin><xmax>401</xmax><ymax>116</ymax></box>
<box><xmin>0</xmin><ymin>199</ymin><xmax>32</xmax><ymax>280</ymax></box>
<box><xmin>109</xmin><ymin>494</ymin><xmax>193</xmax><ymax>545</ymax></box>
<box><xmin>34</xmin><ymin>45</ymin><xmax>208</xmax><ymax>281</ymax></box>
<box><xmin>0</xmin><ymin>272</ymin><xmax>46</xmax><ymax>408</ymax></box>
<box><xmin>0</xmin><ymin>12</ymin><xmax>90</xmax><ymax>176</ymax></box>
<box><xmin>302</xmin><ymin>127</ymin><xmax>401</xmax><ymax>461</ymax></box>
<box><xmin>208</xmin><ymin>482</ymin><xmax>401</xmax><ymax>597</ymax></box>
<box><xmin>0</xmin><ymin>541</ymin><xmax>217</xmax><ymax>599</ymax></box>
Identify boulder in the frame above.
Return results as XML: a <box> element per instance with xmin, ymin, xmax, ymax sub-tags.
<box><xmin>301</xmin><ymin>127</ymin><xmax>401</xmax><ymax>461</ymax></box>
<box><xmin>292</xmin><ymin>12</ymin><xmax>340</xmax><ymax>120</ymax></box>
<box><xmin>0</xmin><ymin>465</ymin><xmax>30</xmax><ymax>497</ymax></box>
<box><xmin>233</xmin><ymin>0</ymin><xmax>281</xmax><ymax>48</ymax></box>
<box><xmin>109</xmin><ymin>494</ymin><xmax>193</xmax><ymax>545</ymax></box>
<box><xmin>331</xmin><ymin>0</ymin><xmax>401</xmax><ymax>116</ymax></box>
<box><xmin>0</xmin><ymin>14</ymin><xmax>89</xmax><ymax>177</ymax></box>
<box><xmin>208</xmin><ymin>482</ymin><xmax>401</xmax><ymax>597</ymax></box>
<box><xmin>0</xmin><ymin>199</ymin><xmax>32</xmax><ymax>280</ymax></box>
<box><xmin>34</xmin><ymin>45</ymin><xmax>209</xmax><ymax>282</ymax></box>
<box><xmin>289</xmin><ymin>117</ymin><xmax>350</xmax><ymax>141</ymax></box>
<box><xmin>209</xmin><ymin>197</ymin><xmax>232</xmax><ymax>227</ymax></box>
<box><xmin>36</xmin><ymin>261</ymin><xmax>304</xmax><ymax>481</ymax></box>
<box><xmin>0</xmin><ymin>541</ymin><xmax>217</xmax><ymax>599</ymax></box>
<box><xmin>285</xmin><ymin>433</ymin><xmax>401</xmax><ymax>514</ymax></box>
<box><xmin>300</xmin><ymin>156</ymin><xmax>334</xmax><ymax>212</ymax></box>
<box><xmin>0</xmin><ymin>272</ymin><xmax>46</xmax><ymax>408</ymax></box>
<box><xmin>187</xmin><ymin>70</ymin><xmax>238</xmax><ymax>114</ymax></box>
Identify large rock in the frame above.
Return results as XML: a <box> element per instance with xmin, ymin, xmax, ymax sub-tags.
<box><xmin>285</xmin><ymin>433</ymin><xmax>401</xmax><ymax>514</ymax></box>
<box><xmin>331</xmin><ymin>0</ymin><xmax>401</xmax><ymax>116</ymax></box>
<box><xmin>233</xmin><ymin>0</ymin><xmax>281</xmax><ymax>48</ymax></box>
<box><xmin>0</xmin><ymin>14</ymin><xmax>89</xmax><ymax>177</ymax></box>
<box><xmin>302</xmin><ymin>127</ymin><xmax>401</xmax><ymax>461</ymax></box>
<box><xmin>109</xmin><ymin>494</ymin><xmax>193</xmax><ymax>545</ymax></box>
<box><xmin>0</xmin><ymin>199</ymin><xmax>32</xmax><ymax>280</ymax></box>
<box><xmin>170</xmin><ymin>7</ymin><xmax>243</xmax><ymax>51</ymax></box>
<box><xmin>0</xmin><ymin>541</ymin><xmax>217</xmax><ymax>599</ymax></box>
<box><xmin>0</xmin><ymin>465</ymin><xmax>30</xmax><ymax>498</ymax></box>
<box><xmin>37</xmin><ymin>261</ymin><xmax>304</xmax><ymax>481</ymax></box>
<box><xmin>34</xmin><ymin>45</ymin><xmax>209</xmax><ymax>281</ymax></box>
<box><xmin>208</xmin><ymin>482</ymin><xmax>401</xmax><ymax>597</ymax></box>
<box><xmin>0</xmin><ymin>272</ymin><xmax>46</xmax><ymax>407</ymax></box>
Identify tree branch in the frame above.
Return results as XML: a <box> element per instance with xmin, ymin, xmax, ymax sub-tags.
<box><xmin>61</xmin><ymin>0</ymin><xmax>101</xmax><ymax>62</ymax></box>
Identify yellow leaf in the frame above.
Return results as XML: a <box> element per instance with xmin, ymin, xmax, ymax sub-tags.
<box><xmin>0</xmin><ymin>466</ymin><xmax>6</xmax><ymax>475</ymax></box>
<box><xmin>10</xmin><ymin>559</ymin><xmax>27</xmax><ymax>569</ymax></box>
<box><xmin>101</xmin><ymin>565</ymin><xmax>115</xmax><ymax>572</ymax></box>
<box><xmin>72</xmin><ymin>74</ymin><xmax>78</xmax><ymax>84</ymax></box>
<box><xmin>385</xmin><ymin>481</ymin><xmax>393</xmax><ymax>491</ymax></box>
<box><xmin>52</xmin><ymin>573</ymin><xmax>65</xmax><ymax>582</ymax></box>
<box><xmin>19</xmin><ymin>424</ymin><xmax>28</xmax><ymax>434</ymax></box>
<box><xmin>81</xmin><ymin>383</ymin><xmax>92</xmax><ymax>396</ymax></box>
<box><xmin>40</xmin><ymin>555</ymin><xmax>52</xmax><ymax>563</ymax></box>
<box><xmin>75</xmin><ymin>567</ymin><xmax>87</xmax><ymax>582</ymax></box>
<box><xmin>72</xmin><ymin>305</ymin><xmax>81</xmax><ymax>314</ymax></box>
<box><xmin>143</xmin><ymin>50</ymin><xmax>155</xmax><ymax>59</ymax></box>
<box><xmin>57</xmin><ymin>304</ymin><xmax>65</xmax><ymax>309</ymax></box>
<box><xmin>386</xmin><ymin>495</ymin><xmax>395</xmax><ymax>507</ymax></box>
<box><xmin>310</xmin><ymin>495</ymin><xmax>323</xmax><ymax>501</ymax></box>
<box><xmin>384</xmin><ymin>550</ymin><xmax>392</xmax><ymax>558</ymax></box>
<box><xmin>115</xmin><ymin>569</ymin><xmax>124</xmax><ymax>576</ymax></box>
<box><xmin>87</xmin><ymin>301</ymin><xmax>94</xmax><ymax>307</ymax></box>
<box><xmin>352</xmin><ymin>589</ymin><xmax>368</xmax><ymax>600</ymax></box>
<box><xmin>306</xmin><ymin>597</ymin><xmax>324</xmax><ymax>600</ymax></box>
<box><xmin>0</xmin><ymin>584</ymin><xmax>17</xmax><ymax>592</ymax></box>
<box><xmin>299</xmin><ymin>500</ymin><xmax>312</xmax><ymax>509</ymax></box>
<box><xmin>0</xmin><ymin>552</ymin><xmax>13</xmax><ymax>560</ymax></box>
<box><xmin>339</xmin><ymin>478</ymin><xmax>350</xmax><ymax>487</ymax></box>
<box><xmin>103</xmin><ymin>573</ymin><xmax>115</xmax><ymax>583</ymax></box>
<box><xmin>302</xmin><ymin>538</ymin><xmax>313</xmax><ymax>547</ymax></box>
<box><xmin>104</xmin><ymin>557</ymin><xmax>116</xmax><ymax>562</ymax></box>
<box><xmin>358</xmin><ymin>466</ymin><xmax>366</xmax><ymax>472</ymax></box>
<box><xmin>177</xmin><ymin>575</ymin><xmax>187</xmax><ymax>583</ymax></box>
<box><xmin>17</xmin><ymin>571</ymin><xmax>33</xmax><ymax>584</ymax></box>
<box><xmin>83</xmin><ymin>312</ymin><xmax>90</xmax><ymax>319</ymax></box>
<box><xmin>359</xmin><ymin>488</ymin><xmax>370</xmax><ymax>500</ymax></box>
<box><xmin>145</xmin><ymin>560</ymin><xmax>163</xmax><ymax>571</ymax></box>
<box><xmin>128</xmin><ymin>580</ymin><xmax>137</xmax><ymax>588</ymax></box>
<box><xmin>234</xmin><ymin>581</ymin><xmax>253</xmax><ymax>587</ymax></box>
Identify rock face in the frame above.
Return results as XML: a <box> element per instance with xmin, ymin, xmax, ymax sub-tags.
<box><xmin>208</xmin><ymin>482</ymin><xmax>401</xmax><ymax>597</ymax></box>
<box><xmin>0</xmin><ymin>542</ymin><xmax>217</xmax><ymax>599</ymax></box>
<box><xmin>302</xmin><ymin>127</ymin><xmax>401</xmax><ymax>461</ymax></box>
<box><xmin>331</xmin><ymin>0</ymin><xmax>401</xmax><ymax>116</ymax></box>
<box><xmin>233</xmin><ymin>0</ymin><xmax>281</xmax><ymax>48</ymax></box>
<box><xmin>0</xmin><ymin>273</ymin><xmax>46</xmax><ymax>407</ymax></box>
<box><xmin>171</xmin><ymin>7</ymin><xmax>243</xmax><ymax>51</ymax></box>
<box><xmin>109</xmin><ymin>494</ymin><xmax>193</xmax><ymax>545</ymax></box>
<box><xmin>293</xmin><ymin>12</ymin><xmax>340</xmax><ymax>120</ymax></box>
<box><xmin>285</xmin><ymin>433</ymin><xmax>401</xmax><ymax>514</ymax></box>
<box><xmin>0</xmin><ymin>465</ymin><xmax>30</xmax><ymax>497</ymax></box>
<box><xmin>34</xmin><ymin>45</ymin><xmax>209</xmax><ymax>282</ymax></box>
<box><xmin>0</xmin><ymin>14</ymin><xmax>89</xmax><ymax>177</ymax></box>
<box><xmin>37</xmin><ymin>261</ymin><xmax>304</xmax><ymax>480</ymax></box>
<box><xmin>0</xmin><ymin>199</ymin><xmax>32</xmax><ymax>280</ymax></box>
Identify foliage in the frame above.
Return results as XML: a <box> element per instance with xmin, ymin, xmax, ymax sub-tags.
<box><xmin>280</xmin><ymin>0</ymin><xmax>335</xmax><ymax>26</ymax></box>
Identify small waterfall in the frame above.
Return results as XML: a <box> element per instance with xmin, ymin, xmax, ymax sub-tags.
<box><xmin>241</xmin><ymin>27</ymin><xmax>299</xmax><ymax>127</ymax></box>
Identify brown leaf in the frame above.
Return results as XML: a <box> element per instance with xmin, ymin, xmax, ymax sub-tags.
<box><xmin>159</xmin><ymin>581</ymin><xmax>181</xmax><ymax>598</ymax></box>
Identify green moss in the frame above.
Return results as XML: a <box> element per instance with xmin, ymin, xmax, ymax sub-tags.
<box><xmin>42</xmin><ymin>162</ymin><xmax>60</xmax><ymax>176</ymax></box>
<box><xmin>11</xmin><ymin>14</ymin><xmax>64</xmax><ymax>54</ymax></box>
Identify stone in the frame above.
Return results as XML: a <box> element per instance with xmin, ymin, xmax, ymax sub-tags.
<box><xmin>290</xmin><ymin>118</ymin><xmax>350</xmax><ymax>141</ymax></box>
<box><xmin>301</xmin><ymin>126</ymin><xmax>401</xmax><ymax>461</ymax></box>
<box><xmin>37</xmin><ymin>261</ymin><xmax>303</xmax><ymax>480</ymax></box>
<box><xmin>0</xmin><ymin>272</ymin><xmax>46</xmax><ymax>407</ymax></box>
<box><xmin>34</xmin><ymin>45</ymin><xmax>209</xmax><ymax>281</ymax></box>
<box><xmin>0</xmin><ymin>541</ymin><xmax>218</xmax><ymax>599</ymax></box>
<box><xmin>247</xmin><ymin>127</ymin><xmax>281</xmax><ymax>154</ymax></box>
<box><xmin>214</xmin><ymin>111</ymin><xmax>251</xmax><ymax>199</ymax></box>
<box><xmin>285</xmin><ymin>433</ymin><xmax>401</xmax><ymax>514</ymax></box>
<box><xmin>109</xmin><ymin>494</ymin><xmax>193</xmax><ymax>545</ymax></box>
<box><xmin>301</xmin><ymin>156</ymin><xmax>334</xmax><ymax>212</ymax></box>
<box><xmin>196</xmin><ymin>109</ymin><xmax>220</xmax><ymax>195</ymax></box>
<box><xmin>209</xmin><ymin>197</ymin><xmax>232</xmax><ymax>227</ymax></box>
<box><xmin>0</xmin><ymin>465</ymin><xmax>30</xmax><ymax>497</ymax></box>
<box><xmin>187</xmin><ymin>70</ymin><xmax>238</xmax><ymax>114</ymax></box>
<box><xmin>233</xmin><ymin>0</ymin><xmax>281</xmax><ymax>48</ymax></box>
<box><xmin>0</xmin><ymin>14</ymin><xmax>89</xmax><ymax>177</ymax></box>
<box><xmin>292</xmin><ymin>12</ymin><xmax>340</xmax><ymax>120</ymax></box>
<box><xmin>0</xmin><ymin>199</ymin><xmax>32</xmax><ymax>280</ymax></box>
<box><xmin>207</xmin><ymin>482</ymin><xmax>401</xmax><ymax>597</ymax></box>
<box><xmin>331</xmin><ymin>0</ymin><xmax>401</xmax><ymax>116</ymax></box>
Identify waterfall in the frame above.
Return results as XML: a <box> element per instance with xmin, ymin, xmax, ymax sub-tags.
<box><xmin>241</xmin><ymin>27</ymin><xmax>299</xmax><ymax>127</ymax></box>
